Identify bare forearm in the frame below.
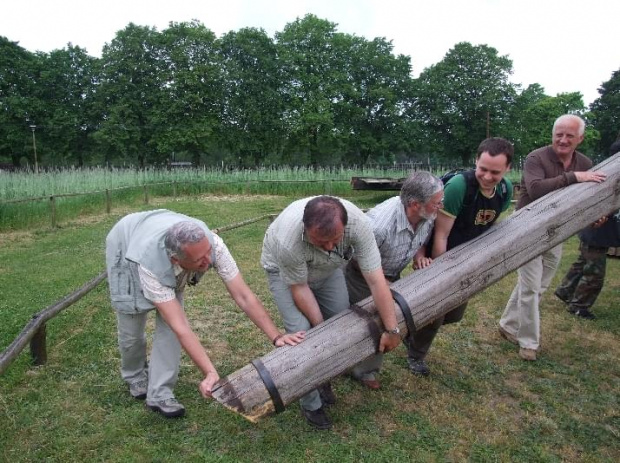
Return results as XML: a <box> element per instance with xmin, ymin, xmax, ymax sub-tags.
<box><xmin>363</xmin><ymin>268</ymin><xmax>400</xmax><ymax>352</ymax></box>
<box><xmin>432</xmin><ymin>213</ymin><xmax>453</xmax><ymax>258</ymax></box>
<box><xmin>239</xmin><ymin>296</ymin><xmax>281</xmax><ymax>341</ymax></box>
<box><xmin>155</xmin><ymin>300</ymin><xmax>218</xmax><ymax>377</ymax></box>
<box><xmin>178</xmin><ymin>329</ymin><xmax>218</xmax><ymax>376</ymax></box>
<box><xmin>226</xmin><ymin>274</ymin><xmax>281</xmax><ymax>341</ymax></box>
<box><xmin>431</xmin><ymin>238</ymin><xmax>447</xmax><ymax>259</ymax></box>
<box><xmin>291</xmin><ymin>284</ymin><xmax>323</xmax><ymax>326</ymax></box>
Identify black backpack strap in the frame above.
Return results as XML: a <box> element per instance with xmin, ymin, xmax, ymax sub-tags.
<box><xmin>460</xmin><ymin>169</ymin><xmax>478</xmax><ymax>208</ymax></box>
<box><xmin>499</xmin><ymin>178</ymin><xmax>508</xmax><ymax>199</ymax></box>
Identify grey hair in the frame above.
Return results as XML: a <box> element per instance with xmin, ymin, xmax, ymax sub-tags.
<box><xmin>400</xmin><ymin>171</ymin><xmax>443</xmax><ymax>207</ymax></box>
<box><xmin>553</xmin><ymin>114</ymin><xmax>585</xmax><ymax>136</ymax></box>
<box><xmin>164</xmin><ymin>221</ymin><xmax>206</xmax><ymax>259</ymax></box>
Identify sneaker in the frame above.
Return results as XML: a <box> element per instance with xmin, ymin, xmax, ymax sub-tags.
<box><xmin>575</xmin><ymin>309</ymin><xmax>596</xmax><ymax>320</ymax></box>
<box><xmin>554</xmin><ymin>289</ymin><xmax>569</xmax><ymax>304</ymax></box>
<box><xmin>301</xmin><ymin>405</ymin><xmax>332</xmax><ymax>430</ymax></box>
<box><xmin>498</xmin><ymin>326</ymin><xmax>518</xmax><ymax>345</ymax></box>
<box><xmin>519</xmin><ymin>348</ymin><xmax>537</xmax><ymax>361</ymax></box>
<box><xmin>146</xmin><ymin>398</ymin><xmax>186</xmax><ymax>418</ymax></box>
<box><xmin>318</xmin><ymin>382</ymin><xmax>337</xmax><ymax>406</ymax></box>
<box><xmin>407</xmin><ymin>358</ymin><xmax>430</xmax><ymax>377</ymax></box>
<box><xmin>129</xmin><ymin>379</ymin><xmax>147</xmax><ymax>400</ymax></box>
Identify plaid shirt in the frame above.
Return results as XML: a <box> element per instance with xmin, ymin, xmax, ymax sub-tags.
<box><xmin>366</xmin><ymin>196</ymin><xmax>433</xmax><ymax>280</ymax></box>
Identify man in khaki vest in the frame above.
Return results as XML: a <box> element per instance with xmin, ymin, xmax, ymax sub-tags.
<box><xmin>106</xmin><ymin>209</ymin><xmax>304</xmax><ymax>418</ymax></box>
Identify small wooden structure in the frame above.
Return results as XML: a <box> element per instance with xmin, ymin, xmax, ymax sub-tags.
<box><xmin>351</xmin><ymin>175</ymin><xmax>523</xmax><ymax>200</ymax></box>
<box><xmin>213</xmin><ymin>153</ymin><xmax>620</xmax><ymax>422</ymax></box>
<box><xmin>350</xmin><ymin>176</ymin><xmax>406</xmax><ymax>191</ymax></box>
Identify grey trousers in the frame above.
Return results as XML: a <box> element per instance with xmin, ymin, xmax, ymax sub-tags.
<box><xmin>116</xmin><ymin>306</ymin><xmax>182</xmax><ymax>401</ymax></box>
<box><xmin>266</xmin><ymin>268</ymin><xmax>371</xmax><ymax>411</ymax></box>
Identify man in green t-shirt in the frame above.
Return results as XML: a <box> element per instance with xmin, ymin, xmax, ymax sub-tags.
<box><xmin>408</xmin><ymin>137</ymin><xmax>514</xmax><ymax>377</ymax></box>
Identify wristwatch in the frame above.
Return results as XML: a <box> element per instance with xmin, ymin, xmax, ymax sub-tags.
<box><xmin>385</xmin><ymin>327</ymin><xmax>400</xmax><ymax>335</ymax></box>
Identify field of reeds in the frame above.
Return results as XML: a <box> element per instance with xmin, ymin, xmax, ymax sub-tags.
<box><xmin>0</xmin><ymin>166</ymin><xmax>524</xmax><ymax>232</ymax></box>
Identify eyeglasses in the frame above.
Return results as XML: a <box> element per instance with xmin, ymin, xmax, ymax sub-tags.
<box><xmin>427</xmin><ymin>197</ymin><xmax>444</xmax><ymax>209</ymax></box>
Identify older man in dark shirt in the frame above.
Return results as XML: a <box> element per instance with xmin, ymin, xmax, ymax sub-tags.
<box><xmin>499</xmin><ymin>115</ymin><xmax>606</xmax><ymax>361</ymax></box>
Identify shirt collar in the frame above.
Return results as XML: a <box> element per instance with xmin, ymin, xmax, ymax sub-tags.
<box><xmin>396</xmin><ymin>202</ymin><xmax>416</xmax><ymax>233</ymax></box>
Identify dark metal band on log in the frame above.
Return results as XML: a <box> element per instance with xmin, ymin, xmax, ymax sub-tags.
<box><xmin>212</xmin><ymin>153</ymin><xmax>620</xmax><ymax>422</ymax></box>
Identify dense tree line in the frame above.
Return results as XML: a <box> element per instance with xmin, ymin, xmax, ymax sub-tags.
<box><xmin>1</xmin><ymin>15</ymin><xmax>618</xmax><ymax>170</ymax></box>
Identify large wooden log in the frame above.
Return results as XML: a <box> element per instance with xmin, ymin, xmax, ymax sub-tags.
<box><xmin>212</xmin><ymin>154</ymin><xmax>620</xmax><ymax>422</ymax></box>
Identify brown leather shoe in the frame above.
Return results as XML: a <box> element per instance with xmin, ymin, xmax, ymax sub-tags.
<box><xmin>359</xmin><ymin>378</ymin><xmax>381</xmax><ymax>390</ymax></box>
<box><xmin>499</xmin><ymin>326</ymin><xmax>518</xmax><ymax>345</ymax></box>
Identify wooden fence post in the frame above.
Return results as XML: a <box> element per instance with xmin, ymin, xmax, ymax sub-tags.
<box><xmin>0</xmin><ymin>271</ymin><xmax>108</xmax><ymax>375</ymax></box>
<box><xmin>143</xmin><ymin>185</ymin><xmax>149</xmax><ymax>204</ymax></box>
<box><xmin>30</xmin><ymin>324</ymin><xmax>47</xmax><ymax>365</ymax></box>
<box><xmin>105</xmin><ymin>189</ymin><xmax>111</xmax><ymax>214</ymax></box>
<box><xmin>50</xmin><ymin>195</ymin><xmax>57</xmax><ymax>228</ymax></box>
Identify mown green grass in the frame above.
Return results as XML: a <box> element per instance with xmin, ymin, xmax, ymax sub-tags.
<box><xmin>1</xmin><ymin>193</ymin><xmax>618</xmax><ymax>462</ymax></box>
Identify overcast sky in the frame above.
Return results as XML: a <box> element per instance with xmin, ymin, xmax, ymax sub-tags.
<box><xmin>2</xmin><ymin>0</ymin><xmax>618</xmax><ymax>106</ymax></box>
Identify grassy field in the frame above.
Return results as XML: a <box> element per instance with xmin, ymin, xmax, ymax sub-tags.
<box><xmin>0</xmin><ymin>192</ymin><xmax>618</xmax><ymax>462</ymax></box>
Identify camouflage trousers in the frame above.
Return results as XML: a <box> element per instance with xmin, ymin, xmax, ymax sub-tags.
<box><xmin>555</xmin><ymin>241</ymin><xmax>608</xmax><ymax>312</ymax></box>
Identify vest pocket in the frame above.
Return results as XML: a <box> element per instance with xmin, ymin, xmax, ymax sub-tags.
<box><xmin>108</xmin><ymin>260</ymin><xmax>137</xmax><ymax>312</ymax></box>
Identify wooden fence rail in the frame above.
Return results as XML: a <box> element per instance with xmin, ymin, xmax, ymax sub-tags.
<box><xmin>0</xmin><ymin>272</ymin><xmax>108</xmax><ymax>375</ymax></box>
<box><xmin>0</xmin><ymin>179</ymin><xmax>341</xmax><ymax>229</ymax></box>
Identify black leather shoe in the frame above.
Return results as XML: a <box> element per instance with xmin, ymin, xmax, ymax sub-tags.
<box><xmin>408</xmin><ymin>358</ymin><xmax>430</xmax><ymax>377</ymax></box>
<box><xmin>318</xmin><ymin>382</ymin><xmax>336</xmax><ymax>406</ymax></box>
<box><xmin>554</xmin><ymin>290</ymin><xmax>569</xmax><ymax>304</ymax></box>
<box><xmin>575</xmin><ymin>308</ymin><xmax>596</xmax><ymax>320</ymax></box>
<box><xmin>301</xmin><ymin>405</ymin><xmax>332</xmax><ymax>430</ymax></box>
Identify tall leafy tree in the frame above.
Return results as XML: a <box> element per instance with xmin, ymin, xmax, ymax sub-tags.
<box><xmin>413</xmin><ymin>42</ymin><xmax>516</xmax><ymax>165</ymax></box>
<box><xmin>334</xmin><ymin>35</ymin><xmax>413</xmax><ymax>165</ymax></box>
<box><xmin>94</xmin><ymin>24</ymin><xmax>162</xmax><ymax>166</ymax></box>
<box><xmin>276</xmin><ymin>14</ymin><xmax>341</xmax><ymax>165</ymax></box>
<box><xmin>38</xmin><ymin>45</ymin><xmax>99</xmax><ymax>166</ymax></box>
<box><xmin>0</xmin><ymin>37</ymin><xmax>42</xmax><ymax>167</ymax></box>
<box><xmin>218</xmin><ymin>27</ymin><xmax>284</xmax><ymax>166</ymax></box>
<box><xmin>507</xmin><ymin>88</ymin><xmax>589</xmax><ymax>164</ymax></box>
<box><xmin>155</xmin><ymin>21</ymin><xmax>223</xmax><ymax>166</ymax></box>
<box><xmin>590</xmin><ymin>68</ymin><xmax>620</xmax><ymax>153</ymax></box>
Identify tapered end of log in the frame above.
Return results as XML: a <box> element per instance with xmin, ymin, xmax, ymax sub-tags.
<box><xmin>211</xmin><ymin>363</ymin><xmax>275</xmax><ymax>423</ymax></box>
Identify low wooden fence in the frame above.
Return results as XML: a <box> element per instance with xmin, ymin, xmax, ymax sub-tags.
<box><xmin>0</xmin><ymin>213</ymin><xmax>277</xmax><ymax>375</ymax></box>
<box><xmin>0</xmin><ymin>179</ymin><xmax>337</xmax><ymax>229</ymax></box>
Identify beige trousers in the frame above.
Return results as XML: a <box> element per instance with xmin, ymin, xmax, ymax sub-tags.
<box><xmin>500</xmin><ymin>244</ymin><xmax>563</xmax><ymax>350</ymax></box>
